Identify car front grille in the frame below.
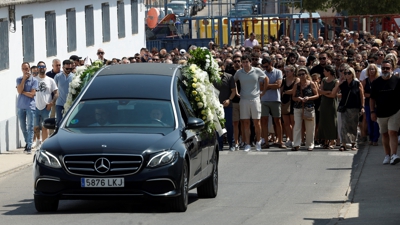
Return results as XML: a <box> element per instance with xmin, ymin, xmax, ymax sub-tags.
<box><xmin>63</xmin><ymin>154</ymin><xmax>144</xmax><ymax>176</ymax></box>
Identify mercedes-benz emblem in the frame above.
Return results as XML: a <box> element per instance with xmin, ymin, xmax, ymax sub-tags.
<box><xmin>94</xmin><ymin>158</ymin><xmax>111</xmax><ymax>174</ymax></box>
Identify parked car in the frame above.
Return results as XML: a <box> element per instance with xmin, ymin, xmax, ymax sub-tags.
<box><xmin>167</xmin><ymin>1</ymin><xmax>191</xmax><ymax>17</ymax></box>
<box><xmin>233</xmin><ymin>1</ymin><xmax>258</xmax><ymax>15</ymax></box>
<box><xmin>33</xmin><ymin>64</ymin><xmax>219</xmax><ymax>212</ymax></box>
<box><xmin>228</xmin><ymin>9</ymin><xmax>252</xmax><ymax>32</ymax></box>
<box><xmin>171</xmin><ymin>0</ymin><xmax>196</xmax><ymax>16</ymax></box>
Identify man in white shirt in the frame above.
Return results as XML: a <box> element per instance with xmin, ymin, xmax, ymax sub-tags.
<box><xmin>359</xmin><ymin>54</ymin><xmax>381</xmax><ymax>81</ymax></box>
<box><xmin>244</xmin><ymin>33</ymin><xmax>259</xmax><ymax>48</ymax></box>
<box><xmin>34</xmin><ymin>61</ymin><xmax>58</xmax><ymax>148</ymax></box>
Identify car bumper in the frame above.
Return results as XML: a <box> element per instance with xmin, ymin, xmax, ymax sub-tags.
<box><xmin>33</xmin><ymin>158</ymin><xmax>184</xmax><ymax>200</ymax></box>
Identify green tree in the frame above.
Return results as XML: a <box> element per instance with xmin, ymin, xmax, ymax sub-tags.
<box><xmin>331</xmin><ymin>0</ymin><xmax>400</xmax><ymax>15</ymax></box>
<box><xmin>292</xmin><ymin>0</ymin><xmax>332</xmax><ymax>13</ymax></box>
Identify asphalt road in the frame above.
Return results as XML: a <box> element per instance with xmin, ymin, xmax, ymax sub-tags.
<box><xmin>0</xmin><ymin>148</ymin><xmax>358</xmax><ymax>225</ymax></box>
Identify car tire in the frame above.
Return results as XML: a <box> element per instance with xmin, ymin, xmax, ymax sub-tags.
<box><xmin>197</xmin><ymin>149</ymin><xmax>218</xmax><ymax>198</ymax></box>
<box><xmin>34</xmin><ymin>195</ymin><xmax>59</xmax><ymax>212</ymax></box>
<box><xmin>169</xmin><ymin>160</ymin><xmax>188</xmax><ymax>212</ymax></box>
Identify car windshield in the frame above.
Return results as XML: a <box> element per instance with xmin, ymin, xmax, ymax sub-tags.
<box><xmin>168</xmin><ymin>4</ymin><xmax>184</xmax><ymax>11</ymax></box>
<box><xmin>229</xmin><ymin>10</ymin><xmax>250</xmax><ymax>17</ymax></box>
<box><xmin>65</xmin><ymin>99</ymin><xmax>175</xmax><ymax>131</ymax></box>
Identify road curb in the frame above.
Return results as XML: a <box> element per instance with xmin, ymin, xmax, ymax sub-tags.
<box><xmin>327</xmin><ymin>143</ymin><xmax>370</xmax><ymax>225</ymax></box>
<box><xmin>0</xmin><ymin>162</ymin><xmax>33</xmax><ymax>178</ymax></box>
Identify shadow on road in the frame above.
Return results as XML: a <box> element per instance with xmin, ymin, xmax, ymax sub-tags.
<box><xmin>2</xmin><ymin>193</ymin><xmax>200</xmax><ymax>215</ymax></box>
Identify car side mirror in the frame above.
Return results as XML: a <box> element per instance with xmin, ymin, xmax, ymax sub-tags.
<box><xmin>43</xmin><ymin>118</ymin><xmax>56</xmax><ymax>130</ymax></box>
<box><xmin>186</xmin><ymin>117</ymin><xmax>205</xmax><ymax>130</ymax></box>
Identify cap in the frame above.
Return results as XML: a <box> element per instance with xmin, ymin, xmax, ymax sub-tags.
<box><xmin>180</xmin><ymin>49</ymin><xmax>186</xmax><ymax>54</ymax></box>
<box><xmin>70</xmin><ymin>55</ymin><xmax>82</xmax><ymax>61</ymax></box>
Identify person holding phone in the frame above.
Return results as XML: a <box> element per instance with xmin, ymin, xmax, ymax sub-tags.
<box><xmin>16</xmin><ymin>62</ymin><xmax>38</xmax><ymax>154</ymax></box>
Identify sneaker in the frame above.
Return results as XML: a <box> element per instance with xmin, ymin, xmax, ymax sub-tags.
<box><xmin>390</xmin><ymin>154</ymin><xmax>400</xmax><ymax>165</ymax></box>
<box><xmin>23</xmin><ymin>144</ymin><xmax>27</xmax><ymax>152</ymax></box>
<box><xmin>261</xmin><ymin>138</ymin><xmax>266</xmax><ymax>145</ymax></box>
<box><xmin>36</xmin><ymin>140</ymin><xmax>41</xmax><ymax>148</ymax></box>
<box><xmin>34</xmin><ymin>140</ymin><xmax>42</xmax><ymax>150</ymax></box>
<box><xmin>383</xmin><ymin>155</ymin><xmax>390</xmax><ymax>165</ymax></box>
<box><xmin>244</xmin><ymin>144</ymin><xmax>251</xmax><ymax>152</ymax></box>
<box><xmin>235</xmin><ymin>144</ymin><xmax>239</xmax><ymax>151</ymax></box>
<box><xmin>256</xmin><ymin>140</ymin><xmax>262</xmax><ymax>151</ymax></box>
<box><xmin>229</xmin><ymin>146</ymin><xmax>236</xmax><ymax>151</ymax></box>
<box><xmin>26</xmin><ymin>147</ymin><xmax>32</xmax><ymax>154</ymax></box>
<box><xmin>285</xmin><ymin>140</ymin><xmax>293</xmax><ymax>147</ymax></box>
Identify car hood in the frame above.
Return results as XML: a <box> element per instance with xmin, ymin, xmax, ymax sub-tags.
<box><xmin>42</xmin><ymin>128</ymin><xmax>180</xmax><ymax>155</ymax></box>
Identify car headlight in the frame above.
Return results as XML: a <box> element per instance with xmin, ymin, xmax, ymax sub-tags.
<box><xmin>179</xmin><ymin>13</ymin><xmax>184</xmax><ymax>16</ymax></box>
<box><xmin>36</xmin><ymin>149</ymin><xmax>62</xmax><ymax>168</ymax></box>
<box><xmin>147</xmin><ymin>150</ymin><xmax>178</xmax><ymax>168</ymax></box>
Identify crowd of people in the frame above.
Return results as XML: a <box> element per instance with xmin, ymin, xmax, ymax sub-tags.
<box><xmin>16</xmin><ymin>30</ymin><xmax>400</xmax><ymax>166</ymax></box>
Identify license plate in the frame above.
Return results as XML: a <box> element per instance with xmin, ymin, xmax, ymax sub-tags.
<box><xmin>81</xmin><ymin>178</ymin><xmax>124</xmax><ymax>188</ymax></box>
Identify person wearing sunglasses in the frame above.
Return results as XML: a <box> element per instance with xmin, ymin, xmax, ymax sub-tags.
<box><xmin>54</xmin><ymin>60</ymin><xmax>75</xmax><ymax>127</ymax></box>
<box><xmin>310</xmin><ymin>51</ymin><xmax>330</xmax><ymax>82</ymax></box>
<box><xmin>359</xmin><ymin>54</ymin><xmax>381</xmax><ymax>81</ymax></box>
<box><xmin>33</xmin><ymin>61</ymin><xmax>58</xmax><ymax>149</ymax></box>
<box><xmin>96</xmin><ymin>48</ymin><xmax>107</xmax><ymax>65</ymax></box>
<box><xmin>228</xmin><ymin>55</ymin><xmax>243</xmax><ymax>151</ymax></box>
<box><xmin>261</xmin><ymin>57</ymin><xmax>286</xmax><ymax>149</ymax></box>
<box><xmin>337</xmin><ymin>67</ymin><xmax>364</xmax><ymax>151</ymax></box>
<box><xmin>370</xmin><ymin>60</ymin><xmax>400</xmax><ymax>165</ymax></box>
<box><xmin>291</xmin><ymin>67</ymin><xmax>319</xmax><ymax>151</ymax></box>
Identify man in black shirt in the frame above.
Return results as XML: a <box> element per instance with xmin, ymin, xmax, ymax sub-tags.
<box><xmin>45</xmin><ymin>59</ymin><xmax>61</xmax><ymax>134</ymax></box>
<box><xmin>310</xmin><ymin>51</ymin><xmax>330</xmax><ymax>81</ymax></box>
<box><xmin>46</xmin><ymin>59</ymin><xmax>61</xmax><ymax>79</ymax></box>
<box><xmin>370</xmin><ymin>60</ymin><xmax>400</xmax><ymax>165</ymax></box>
<box><xmin>213</xmin><ymin>62</ymin><xmax>236</xmax><ymax>151</ymax></box>
<box><xmin>227</xmin><ymin>55</ymin><xmax>242</xmax><ymax>150</ymax></box>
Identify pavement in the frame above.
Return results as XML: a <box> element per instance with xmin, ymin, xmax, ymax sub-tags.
<box><xmin>1</xmin><ymin>142</ymin><xmax>399</xmax><ymax>224</ymax></box>
<box><xmin>0</xmin><ymin>148</ymin><xmax>34</xmax><ymax>178</ymax></box>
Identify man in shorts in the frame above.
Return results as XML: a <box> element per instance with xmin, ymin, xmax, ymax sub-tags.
<box><xmin>234</xmin><ymin>55</ymin><xmax>269</xmax><ymax>151</ymax></box>
<box><xmin>261</xmin><ymin>57</ymin><xmax>285</xmax><ymax>149</ymax></box>
<box><xmin>34</xmin><ymin>61</ymin><xmax>58</xmax><ymax>149</ymax></box>
<box><xmin>370</xmin><ymin>60</ymin><xmax>400</xmax><ymax>165</ymax></box>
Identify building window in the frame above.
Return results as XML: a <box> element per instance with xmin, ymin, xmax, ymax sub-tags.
<box><xmin>0</xmin><ymin>19</ymin><xmax>9</xmax><ymax>70</ymax></box>
<box><xmin>102</xmin><ymin>3</ymin><xmax>110</xmax><ymax>42</ymax></box>
<box><xmin>85</xmin><ymin>5</ymin><xmax>95</xmax><ymax>46</ymax></box>
<box><xmin>45</xmin><ymin>11</ymin><xmax>57</xmax><ymax>57</ymax></box>
<box><xmin>117</xmin><ymin>1</ymin><xmax>126</xmax><ymax>38</ymax></box>
<box><xmin>22</xmin><ymin>15</ymin><xmax>34</xmax><ymax>62</ymax></box>
<box><xmin>131</xmin><ymin>0</ymin><xmax>138</xmax><ymax>34</ymax></box>
<box><xmin>66</xmin><ymin>8</ymin><xmax>77</xmax><ymax>52</ymax></box>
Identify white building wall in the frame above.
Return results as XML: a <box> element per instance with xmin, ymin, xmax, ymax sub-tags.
<box><xmin>0</xmin><ymin>0</ymin><xmax>146</xmax><ymax>152</ymax></box>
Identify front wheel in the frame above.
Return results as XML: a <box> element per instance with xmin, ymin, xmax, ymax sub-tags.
<box><xmin>197</xmin><ymin>149</ymin><xmax>218</xmax><ymax>198</ymax></box>
<box><xmin>34</xmin><ymin>195</ymin><xmax>59</xmax><ymax>212</ymax></box>
<box><xmin>169</xmin><ymin>160</ymin><xmax>188</xmax><ymax>212</ymax></box>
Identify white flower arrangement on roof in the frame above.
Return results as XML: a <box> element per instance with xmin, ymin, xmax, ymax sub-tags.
<box><xmin>182</xmin><ymin>47</ymin><xmax>226</xmax><ymax>136</ymax></box>
<box><xmin>64</xmin><ymin>60</ymin><xmax>103</xmax><ymax>114</ymax></box>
